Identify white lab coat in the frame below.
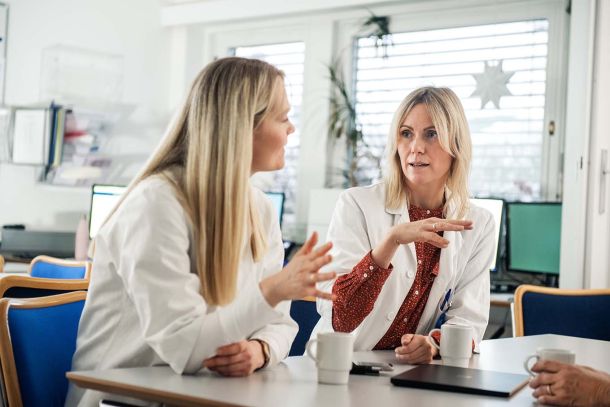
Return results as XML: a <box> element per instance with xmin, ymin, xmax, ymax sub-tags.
<box><xmin>312</xmin><ymin>182</ymin><xmax>493</xmax><ymax>351</ymax></box>
<box><xmin>66</xmin><ymin>174</ymin><xmax>297</xmax><ymax>407</ymax></box>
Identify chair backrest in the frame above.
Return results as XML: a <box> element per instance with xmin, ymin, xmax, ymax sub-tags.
<box><xmin>289</xmin><ymin>297</ymin><xmax>320</xmax><ymax>356</ymax></box>
<box><xmin>29</xmin><ymin>255</ymin><xmax>90</xmax><ymax>280</ymax></box>
<box><xmin>0</xmin><ymin>255</ymin><xmax>4</xmax><ymax>273</ymax></box>
<box><xmin>514</xmin><ymin>284</ymin><xmax>610</xmax><ymax>340</ymax></box>
<box><xmin>0</xmin><ymin>275</ymin><xmax>89</xmax><ymax>299</ymax></box>
<box><xmin>0</xmin><ymin>291</ymin><xmax>86</xmax><ymax>407</ymax></box>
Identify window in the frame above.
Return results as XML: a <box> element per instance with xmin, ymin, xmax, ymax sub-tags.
<box><xmin>354</xmin><ymin>19</ymin><xmax>551</xmax><ymax>200</ymax></box>
<box><xmin>234</xmin><ymin>42</ymin><xmax>305</xmax><ymax>223</ymax></box>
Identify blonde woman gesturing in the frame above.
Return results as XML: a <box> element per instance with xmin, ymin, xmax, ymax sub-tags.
<box><xmin>66</xmin><ymin>57</ymin><xmax>334</xmax><ymax>406</ymax></box>
<box><xmin>313</xmin><ymin>87</ymin><xmax>494</xmax><ymax>364</ymax></box>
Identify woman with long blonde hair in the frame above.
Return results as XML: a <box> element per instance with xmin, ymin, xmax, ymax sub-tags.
<box><xmin>67</xmin><ymin>57</ymin><xmax>335</xmax><ymax>406</ymax></box>
<box><xmin>313</xmin><ymin>86</ymin><xmax>494</xmax><ymax>364</ymax></box>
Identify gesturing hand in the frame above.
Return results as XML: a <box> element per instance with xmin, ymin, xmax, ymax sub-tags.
<box><xmin>260</xmin><ymin>232</ymin><xmax>336</xmax><ymax>307</ymax></box>
<box><xmin>203</xmin><ymin>340</ymin><xmax>264</xmax><ymax>377</ymax></box>
<box><xmin>393</xmin><ymin>217</ymin><xmax>473</xmax><ymax>249</ymax></box>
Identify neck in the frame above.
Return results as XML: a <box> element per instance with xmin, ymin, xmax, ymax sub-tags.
<box><xmin>407</xmin><ymin>184</ymin><xmax>445</xmax><ymax>210</ymax></box>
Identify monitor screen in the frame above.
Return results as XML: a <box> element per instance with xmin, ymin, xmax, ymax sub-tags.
<box><xmin>507</xmin><ymin>202</ymin><xmax>561</xmax><ymax>275</ymax></box>
<box><xmin>89</xmin><ymin>184</ymin><xmax>127</xmax><ymax>239</ymax></box>
<box><xmin>265</xmin><ymin>192</ymin><xmax>285</xmax><ymax>227</ymax></box>
<box><xmin>470</xmin><ymin>198</ymin><xmax>504</xmax><ymax>272</ymax></box>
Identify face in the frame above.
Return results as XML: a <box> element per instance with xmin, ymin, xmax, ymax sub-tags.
<box><xmin>251</xmin><ymin>83</ymin><xmax>295</xmax><ymax>173</ymax></box>
<box><xmin>396</xmin><ymin>103</ymin><xmax>453</xmax><ymax>193</ymax></box>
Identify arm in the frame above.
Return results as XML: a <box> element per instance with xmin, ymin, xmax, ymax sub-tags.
<box><xmin>249</xmin><ymin>198</ymin><xmax>298</xmax><ymax>366</ymax></box>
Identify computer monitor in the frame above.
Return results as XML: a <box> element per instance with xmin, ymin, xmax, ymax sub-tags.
<box><xmin>470</xmin><ymin>198</ymin><xmax>504</xmax><ymax>272</ymax></box>
<box><xmin>265</xmin><ymin>192</ymin><xmax>285</xmax><ymax>227</ymax></box>
<box><xmin>89</xmin><ymin>184</ymin><xmax>127</xmax><ymax>239</ymax></box>
<box><xmin>506</xmin><ymin>202</ymin><xmax>561</xmax><ymax>275</ymax></box>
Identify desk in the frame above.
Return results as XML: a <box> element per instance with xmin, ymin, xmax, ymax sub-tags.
<box><xmin>67</xmin><ymin>334</ymin><xmax>610</xmax><ymax>407</ymax></box>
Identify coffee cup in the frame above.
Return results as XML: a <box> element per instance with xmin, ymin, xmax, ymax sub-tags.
<box><xmin>306</xmin><ymin>332</ymin><xmax>354</xmax><ymax>384</ymax></box>
<box><xmin>428</xmin><ymin>324</ymin><xmax>472</xmax><ymax>367</ymax></box>
<box><xmin>524</xmin><ymin>348</ymin><xmax>575</xmax><ymax>376</ymax></box>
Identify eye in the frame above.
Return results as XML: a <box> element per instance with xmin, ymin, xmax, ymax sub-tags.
<box><xmin>400</xmin><ymin>129</ymin><xmax>412</xmax><ymax>138</ymax></box>
<box><xmin>426</xmin><ymin>130</ymin><xmax>438</xmax><ymax>139</ymax></box>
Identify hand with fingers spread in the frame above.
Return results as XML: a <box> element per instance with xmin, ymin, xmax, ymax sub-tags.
<box><xmin>529</xmin><ymin>360</ymin><xmax>610</xmax><ymax>406</ymax></box>
<box><xmin>260</xmin><ymin>232</ymin><xmax>336</xmax><ymax>308</ymax></box>
<box><xmin>394</xmin><ymin>334</ymin><xmax>438</xmax><ymax>364</ymax></box>
<box><xmin>203</xmin><ymin>340</ymin><xmax>265</xmax><ymax>377</ymax></box>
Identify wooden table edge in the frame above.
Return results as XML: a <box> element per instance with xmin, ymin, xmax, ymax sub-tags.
<box><xmin>67</xmin><ymin>371</ymin><xmax>242</xmax><ymax>407</ymax></box>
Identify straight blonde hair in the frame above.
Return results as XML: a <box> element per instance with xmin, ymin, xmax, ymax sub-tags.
<box><xmin>384</xmin><ymin>87</ymin><xmax>472</xmax><ymax>219</ymax></box>
<box><xmin>103</xmin><ymin>57</ymin><xmax>284</xmax><ymax>305</ymax></box>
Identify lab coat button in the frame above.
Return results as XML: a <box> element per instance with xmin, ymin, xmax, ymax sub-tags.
<box><xmin>387</xmin><ymin>312</ymin><xmax>395</xmax><ymax>321</ymax></box>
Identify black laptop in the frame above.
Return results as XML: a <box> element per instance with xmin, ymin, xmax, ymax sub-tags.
<box><xmin>391</xmin><ymin>364</ymin><xmax>529</xmax><ymax>398</ymax></box>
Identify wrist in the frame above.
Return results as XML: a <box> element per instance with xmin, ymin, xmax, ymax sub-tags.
<box><xmin>251</xmin><ymin>339</ymin><xmax>270</xmax><ymax>371</ymax></box>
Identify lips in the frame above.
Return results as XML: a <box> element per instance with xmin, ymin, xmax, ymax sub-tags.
<box><xmin>409</xmin><ymin>162</ymin><xmax>429</xmax><ymax>167</ymax></box>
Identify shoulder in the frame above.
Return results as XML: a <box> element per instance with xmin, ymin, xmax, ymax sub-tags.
<box><xmin>125</xmin><ymin>175</ymin><xmax>183</xmax><ymax>215</ymax></box>
<box><xmin>340</xmin><ymin>182</ymin><xmax>386</xmax><ymax>207</ymax></box>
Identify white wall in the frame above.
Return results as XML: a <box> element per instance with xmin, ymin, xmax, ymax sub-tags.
<box><xmin>0</xmin><ymin>0</ymin><xmax>170</xmax><ymax>233</ymax></box>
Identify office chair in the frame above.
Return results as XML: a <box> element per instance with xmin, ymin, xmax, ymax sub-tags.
<box><xmin>0</xmin><ymin>275</ymin><xmax>89</xmax><ymax>299</ymax></box>
<box><xmin>0</xmin><ymin>291</ymin><xmax>86</xmax><ymax>407</ymax></box>
<box><xmin>513</xmin><ymin>284</ymin><xmax>610</xmax><ymax>340</ymax></box>
<box><xmin>289</xmin><ymin>297</ymin><xmax>320</xmax><ymax>356</ymax></box>
<box><xmin>28</xmin><ymin>255</ymin><xmax>91</xmax><ymax>280</ymax></box>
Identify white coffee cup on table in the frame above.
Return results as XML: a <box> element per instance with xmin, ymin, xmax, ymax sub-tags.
<box><xmin>524</xmin><ymin>348</ymin><xmax>575</xmax><ymax>376</ymax></box>
<box><xmin>427</xmin><ymin>323</ymin><xmax>473</xmax><ymax>368</ymax></box>
<box><xmin>306</xmin><ymin>332</ymin><xmax>354</xmax><ymax>384</ymax></box>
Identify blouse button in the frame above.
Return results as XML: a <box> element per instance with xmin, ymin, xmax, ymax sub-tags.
<box><xmin>426</xmin><ymin>210</ymin><xmax>430</xmax><ymax>214</ymax></box>
<box><xmin>417</xmin><ymin>260</ymin><xmax>422</xmax><ymax>265</ymax></box>
<box><xmin>403</xmin><ymin>317</ymin><xmax>408</xmax><ymax>323</ymax></box>
<box><xmin>415</xmin><ymin>290</ymin><xmax>419</xmax><ymax>295</ymax></box>
<box><xmin>369</xmin><ymin>265</ymin><xmax>374</xmax><ymax>271</ymax></box>
<box><xmin>363</xmin><ymin>273</ymin><xmax>368</xmax><ymax>278</ymax></box>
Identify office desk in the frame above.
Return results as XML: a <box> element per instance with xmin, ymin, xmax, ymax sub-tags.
<box><xmin>67</xmin><ymin>334</ymin><xmax>610</xmax><ymax>407</ymax></box>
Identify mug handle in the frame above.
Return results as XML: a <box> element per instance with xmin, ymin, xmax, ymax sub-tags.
<box><xmin>524</xmin><ymin>354</ymin><xmax>539</xmax><ymax>376</ymax></box>
<box><xmin>305</xmin><ymin>339</ymin><xmax>319</xmax><ymax>363</ymax></box>
<box><xmin>427</xmin><ymin>328</ymin><xmax>441</xmax><ymax>351</ymax></box>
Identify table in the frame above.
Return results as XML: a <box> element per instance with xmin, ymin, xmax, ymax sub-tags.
<box><xmin>67</xmin><ymin>334</ymin><xmax>610</xmax><ymax>407</ymax></box>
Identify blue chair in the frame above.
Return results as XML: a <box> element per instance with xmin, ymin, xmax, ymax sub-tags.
<box><xmin>0</xmin><ymin>275</ymin><xmax>89</xmax><ymax>299</ymax></box>
<box><xmin>29</xmin><ymin>255</ymin><xmax>90</xmax><ymax>280</ymax></box>
<box><xmin>0</xmin><ymin>291</ymin><xmax>86</xmax><ymax>407</ymax></box>
<box><xmin>289</xmin><ymin>298</ymin><xmax>320</xmax><ymax>356</ymax></box>
<box><xmin>514</xmin><ymin>284</ymin><xmax>610</xmax><ymax>340</ymax></box>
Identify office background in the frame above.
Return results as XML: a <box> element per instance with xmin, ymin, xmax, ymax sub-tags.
<box><xmin>0</xmin><ymin>0</ymin><xmax>608</xmax><ymax>291</ymax></box>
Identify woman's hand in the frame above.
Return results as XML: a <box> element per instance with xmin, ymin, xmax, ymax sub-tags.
<box><xmin>530</xmin><ymin>360</ymin><xmax>610</xmax><ymax>406</ymax></box>
<box><xmin>394</xmin><ymin>334</ymin><xmax>438</xmax><ymax>364</ymax></box>
<box><xmin>393</xmin><ymin>217</ymin><xmax>473</xmax><ymax>248</ymax></box>
<box><xmin>203</xmin><ymin>340</ymin><xmax>264</xmax><ymax>377</ymax></box>
<box><xmin>372</xmin><ymin>218</ymin><xmax>473</xmax><ymax>268</ymax></box>
<box><xmin>260</xmin><ymin>232</ymin><xmax>336</xmax><ymax>307</ymax></box>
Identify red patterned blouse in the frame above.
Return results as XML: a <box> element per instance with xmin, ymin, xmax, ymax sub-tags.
<box><xmin>332</xmin><ymin>205</ymin><xmax>444</xmax><ymax>349</ymax></box>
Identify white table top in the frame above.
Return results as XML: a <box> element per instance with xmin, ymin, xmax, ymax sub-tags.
<box><xmin>67</xmin><ymin>334</ymin><xmax>610</xmax><ymax>407</ymax></box>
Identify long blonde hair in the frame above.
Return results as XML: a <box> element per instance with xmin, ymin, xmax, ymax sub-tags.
<box><xmin>384</xmin><ymin>87</ymin><xmax>472</xmax><ymax>219</ymax></box>
<box><xmin>105</xmin><ymin>57</ymin><xmax>283</xmax><ymax>305</ymax></box>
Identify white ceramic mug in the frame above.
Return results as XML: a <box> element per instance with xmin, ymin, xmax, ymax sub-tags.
<box><xmin>427</xmin><ymin>324</ymin><xmax>473</xmax><ymax>367</ymax></box>
<box><xmin>524</xmin><ymin>348</ymin><xmax>575</xmax><ymax>376</ymax></box>
<box><xmin>306</xmin><ymin>332</ymin><xmax>354</xmax><ymax>384</ymax></box>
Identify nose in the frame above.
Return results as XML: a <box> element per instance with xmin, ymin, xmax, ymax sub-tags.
<box><xmin>410</xmin><ymin>134</ymin><xmax>425</xmax><ymax>155</ymax></box>
<box><xmin>288</xmin><ymin>120</ymin><xmax>296</xmax><ymax>135</ymax></box>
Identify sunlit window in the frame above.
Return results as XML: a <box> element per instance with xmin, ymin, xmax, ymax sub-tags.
<box><xmin>354</xmin><ymin>20</ymin><xmax>549</xmax><ymax>200</ymax></box>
